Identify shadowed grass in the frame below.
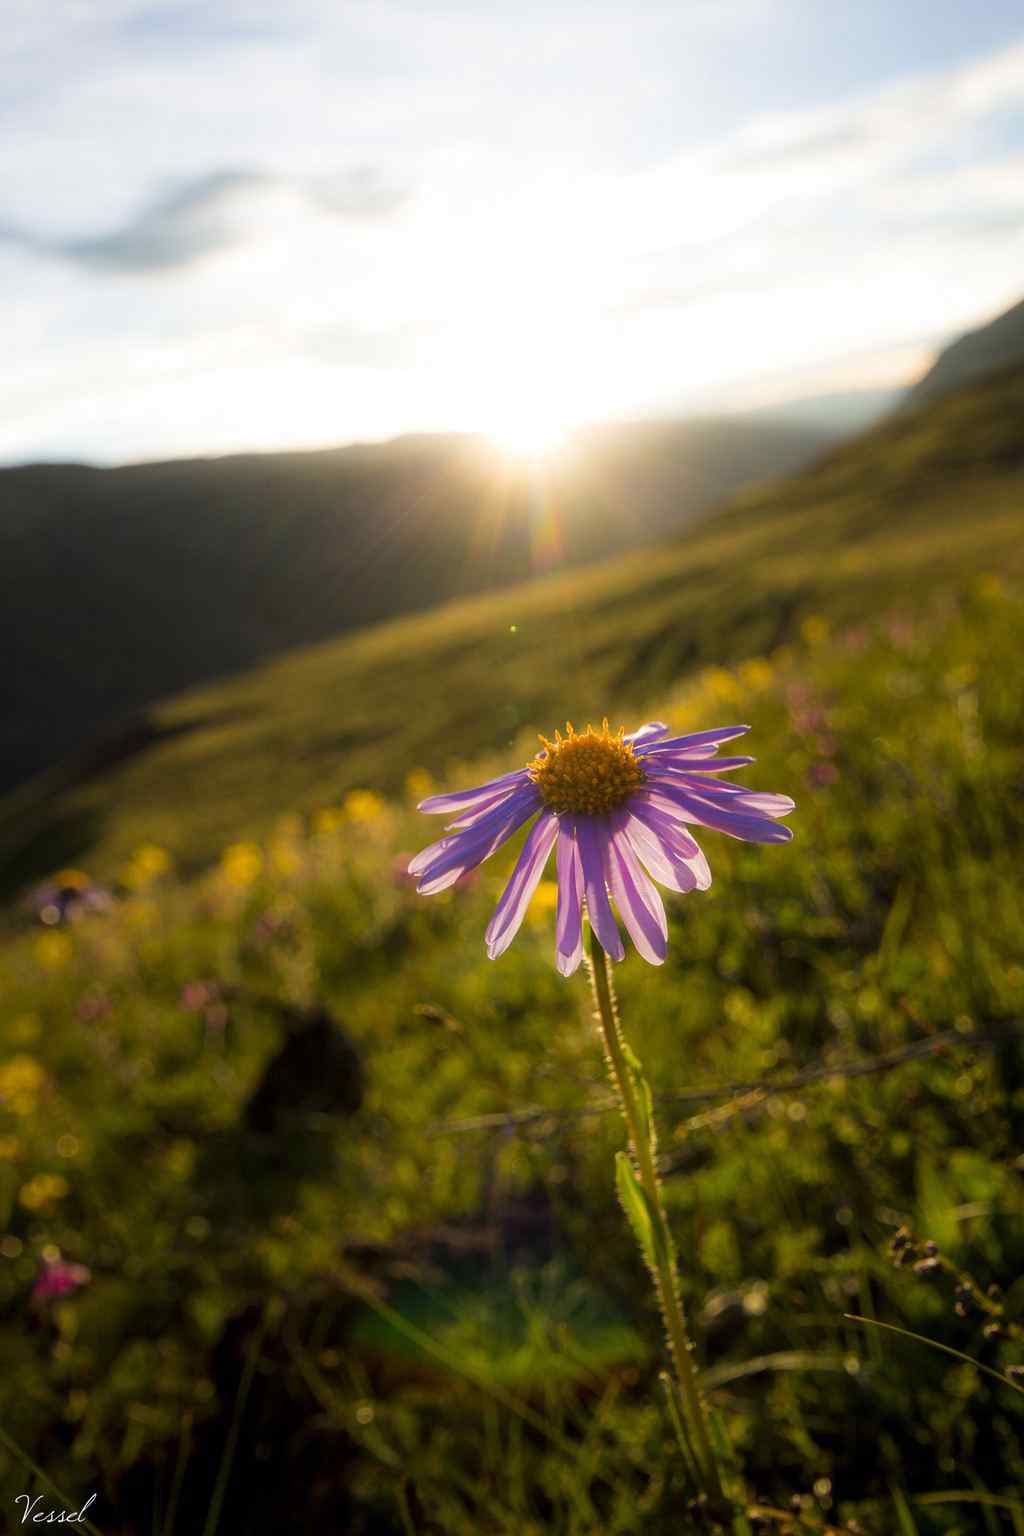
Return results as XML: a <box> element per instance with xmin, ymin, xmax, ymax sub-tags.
<box><xmin>2</xmin><ymin>367</ymin><xmax>1024</xmax><ymax>891</ymax></box>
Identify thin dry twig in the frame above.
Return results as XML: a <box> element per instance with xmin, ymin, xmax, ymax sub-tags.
<box><xmin>429</xmin><ymin>1020</ymin><xmax>1022</xmax><ymax>1140</ymax></box>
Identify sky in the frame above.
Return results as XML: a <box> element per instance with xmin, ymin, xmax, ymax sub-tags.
<box><xmin>3</xmin><ymin>0</ymin><xmax>1024</xmax><ymax>465</ymax></box>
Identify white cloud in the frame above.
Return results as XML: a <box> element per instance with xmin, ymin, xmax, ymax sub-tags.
<box><xmin>2</xmin><ymin>7</ymin><xmax>1024</xmax><ymax>461</ymax></box>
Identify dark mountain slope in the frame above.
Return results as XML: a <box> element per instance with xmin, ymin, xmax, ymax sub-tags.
<box><xmin>2</xmin><ymin>363</ymin><xmax>1022</xmax><ymax>893</ymax></box>
<box><xmin>1</xmin><ymin>416</ymin><xmax>829</xmax><ymax>792</ymax></box>
<box><xmin>907</xmin><ymin>293</ymin><xmax>1024</xmax><ymax>407</ymax></box>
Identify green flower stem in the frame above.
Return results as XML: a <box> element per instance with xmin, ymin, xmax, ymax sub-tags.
<box><xmin>587</xmin><ymin>927</ymin><xmax>724</xmax><ymax>1505</ymax></box>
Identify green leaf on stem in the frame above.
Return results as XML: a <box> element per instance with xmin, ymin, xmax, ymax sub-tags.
<box><xmin>615</xmin><ymin>1150</ymin><xmax>658</xmax><ymax>1273</ymax></box>
<box><xmin>621</xmin><ymin>1042</ymin><xmax>656</xmax><ymax>1158</ymax></box>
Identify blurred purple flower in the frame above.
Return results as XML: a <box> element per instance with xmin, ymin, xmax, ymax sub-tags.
<box><xmin>250</xmin><ymin>908</ymin><xmax>295</xmax><ymax>945</ymax></box>
<box><xmin>841</xmin><ymin>624</ymin><xmax>870</xmax><ymax>654</ymax></box>
<box><xmin>785</xmin><ymin>682</ymin><xmax>829</xmax><ymax>738</ymax></box>
<box><xmin>30</xmin><ymin>872</ymin><xmax>111</xmax><ymax>927</ymax></box>
<box><xmin>180</xmin><ymin>980</ymin><xmax>219</xmax><ymax>1011</ymax></box>
<box><xmin>807</xmin><ymin>760</ymin><xmax>838</xmax><ymax>789</ymax></box>
<box><xmin>75</xmin><ymin>993</ymin><xmax>111</xmax><ymax>1023</ymax></box>
<box><xmin>410</xmin><ymin>721</ymin><xmax>794</xmax><ymax>973</ymax></box>
<box><xmin>32</xmin><ymin>1255</ymin><xmax>91</xmax><ymax>1306</ymax></box>
<box><xmin>886</xmin><ymin>615</ymin><xmax>916</xmax><ymax>649</ymax></box>
<box><xmin>180</xmin><ymin>980</ymin><xmax>230</xmax><ymax>1039</ymax></box>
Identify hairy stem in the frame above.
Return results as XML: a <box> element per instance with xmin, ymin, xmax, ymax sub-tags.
<box><xmin>587</xmin><ymin>927</ymin><xmax>724</xmax><ymax>1505</ymax></box>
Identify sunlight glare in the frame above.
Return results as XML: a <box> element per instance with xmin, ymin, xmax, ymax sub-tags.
<box><xmin>487</xmin><ymin>407</ymin><xmax>569</xmax><ymax>462</ymax></box>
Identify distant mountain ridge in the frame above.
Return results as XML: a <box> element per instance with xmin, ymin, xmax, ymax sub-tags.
<box><xmin>2</xmin><ymin>360</ymin><xmax>1023</xmax><ymax>895</ymax></box>
<box><xmin>0</xmin><ymin>415</ymin><xmax>831</xmax><ymax>794</ymax></box>
<box><xmin>750</xmin><ymin>387</ymin><xmax>900</xmax><ymax>435</ymax></box>
<box><xmin>907</xmin><ymin>294</ymin><xmax>1024</xmax><ymax>407</ymax></box>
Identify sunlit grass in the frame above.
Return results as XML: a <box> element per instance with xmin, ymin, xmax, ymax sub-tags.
<box><xmin>3</xmin><ymin>382</ymin><xmax>1023</xmax><ymax>895</ymax></box>
<box><xmin>2</xmin><ymin>581</ymin><xmax>1024</xmax><ymax>1529</ymax></box>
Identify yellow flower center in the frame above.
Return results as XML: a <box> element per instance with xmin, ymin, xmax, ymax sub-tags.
<box><xmin>527</xmin><ymin>720</ymin><xmax>646</xmax><ymax>817</ymax></box>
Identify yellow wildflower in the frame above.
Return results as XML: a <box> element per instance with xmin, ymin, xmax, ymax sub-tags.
<box><xmin>220</xmin><ymin>842</ymin><xmax>263</xmax><ymax>888</ymax></box>
<box><xmin>526</xmin><ymin>881</ymin><xmax>559</xmax><ymax>926</ymax></box>
<box><xmin>702</xmin><ymin>667</ymin><xmax>741</xmax><ymax>705</ymax></box>
<box><xmin>0</xmin><ymin>1054</ymin><xmax>47</xmax><ymax>1115</ymax></box>
<box><xmin>343</xmin><ymin>789</ymin><xmax>386</xmax><ymax>824</ymax></box>
<box><xmin>739</xmin><ymin>657</ymin><xmax>774</xmax><ymax>692</ymax></box>
<box><xmin>19</xmin><ymin>1173</ymin><xmax>69</xmax><ymax>1211</ymax></box>
<box><xmin>52</xmin><ymin>869</ymin><xmax>90</xmax><ymax>891</ymax></box>
<box><xmin>121</xmin><ymin>844</ymin><xmax>172</xmax><ymax>890</ymax></box>
<box><xmin>35</xmin><ymin>931</ymin><xmax>72</xmax><ymax>970</ymax></box>
<box><xmin>314</xmin><ymin>807</ymin><xmax>345</xmax><ymax>836</ymax></box>
<box><xmin>405</xmin><ymin>768</ymin><xmax>435</xmax><ymax>803</ymax></box>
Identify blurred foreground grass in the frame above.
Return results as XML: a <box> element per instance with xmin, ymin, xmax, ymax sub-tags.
<box><xmin>2</xmin><ymin>577</ymin><xmax>1024</xmax><ymax>1532</ymax></box>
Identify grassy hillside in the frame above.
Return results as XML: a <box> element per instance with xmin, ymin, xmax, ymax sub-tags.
<box><xmin>0</xmin><ymin>414</ymin><xmax>828</xmax><ymax>794</ymax></box>
<box><xmin>3</xmin><ymin>364</ymin><xmax>1023</xmax><ymax>897</ymax></box>
<box><xmin>907</xmin><ymin>293</ymin><xmax>1024</xmax><ymax>408</ymax></box>
<box><xmin>2</xmin><ymin>574</ymin><xmax>1023</xmax><ymax>1532</ymax></box>
<box><xmin>2</xmin><ymin>357</ymin><xmax>1024</xmax><ymax>1531</ymax></box>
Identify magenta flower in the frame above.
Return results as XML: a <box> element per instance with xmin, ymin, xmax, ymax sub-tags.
<box><xmin>409</xmin><ymin>720</ymin><xmax>794</xmax><ymax>973</ymax></box>
<box><xmin>31</xmin><ymin>1256</ymin><xmax>91</xmax><ymax>1307</ymax></box>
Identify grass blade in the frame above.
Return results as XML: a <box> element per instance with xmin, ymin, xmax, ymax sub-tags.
<box><xmin>844</xmin><ymin>1314</ymin><xmax>1024</xmax><ymax>1395</ymax></box>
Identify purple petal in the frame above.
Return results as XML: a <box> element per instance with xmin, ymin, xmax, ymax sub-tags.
<box><xmin>485</xmin><ymin>813</ymin><xmax>559</xmax><ymax>959</ymax></box>
<box><xmin>604</xmin><ymin>824</ymin><xmax>667</xmax><ymax>965</ymax></box>
<box><xmin>626</xmin><ymin>802</ymin><xmax>712</xmax><ymax>890</ymax></box>
<box><xmin>408</xmin><ymin>810</ymin><xmax>496</xmax><ymax>878</ymax></box>
<box><xmin>667</xmin><ymin>782</ymin><xmax>795</xmax><ymax>817</ymax></box>
<box><xmin>636</xmin><ymin>725</ymin><xmax>750</xmax><ymax>758</ymax></box>
<box><xmin>418</xmin><ymin>769</ymin><xmax>529</xmax><ymax>816</ymax></box>
<box><xmin>625</xmin><ymin>720</ymin><xmax>670</xmax><ymax>747</ymax></box>
<box><xmin>644</xmin><ymin>754</ymin><xmax>755</xmax><ymax>774</ymax></box>
<box><xmin>445</xmin><ymin>783</ymin><xmax>529</xmax><ymax>829</ymax></box>
<box><xmin>555</xmin><ymin>822</ymin><xmax>585</xmax><ymax>976</ymax></box>
<box><xmin>622</xmin><ymin>811</ymin><xmax>700</xmax><ymax>893</ymax></box>
<box><xmin>646</xmin><ymin>770</ymin><xmax>794</xmax><ymax>819</ymax></box>
<box><xmin>642</xmin><ymin>781</ymin><xmax>794</xmax><ymax>844</ymax></box>
<box><xmin>627</xmin><ymin>794</ymin><xmax>702</xmax><ymax>857</ymax></box>
<box><xmin>647</xmin><ymin>769</ymin><xmax>756</xmax><ymax>796</ymax></box>
<box><xmin>410</xmin><ymin>787</ymin><xmax>540</xmax><ymax>892</ymax></box>
<box><xmin>726</xmin><ymin>791</ymin><xmax>795</xmax><ymax>818</ymax></box>
<box><xmin>576</xmin><ymin>817</ymin><xmax>624</xmax><ymax>963</ymax></box>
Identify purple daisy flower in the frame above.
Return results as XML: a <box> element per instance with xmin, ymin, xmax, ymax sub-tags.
<box><xmin>409</xmin><ymin>720</ymin><xmax>794</xmax><ymax>974</ymax></box>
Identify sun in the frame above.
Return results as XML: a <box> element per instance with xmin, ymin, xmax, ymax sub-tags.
<box><xmin>487</xmin><ymin>409</ymin><xmax>569</xmax><ymax>463</ymax></box>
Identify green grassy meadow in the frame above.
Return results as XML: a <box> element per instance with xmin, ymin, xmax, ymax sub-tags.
<box><xmin>0</xmin><ymin>415</ymin><xmax>827</xmax><ymax>797</ymax></box>
<box><xmin>2</xmin><ymin>372</ymin><xmax>1024</xmax><ymax>1532</ymax></box>
<box><xmin>3</xmin><ymin>365</ymin><xmax>1024</xmax><ymax>896</ymax></box>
